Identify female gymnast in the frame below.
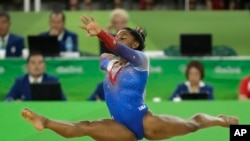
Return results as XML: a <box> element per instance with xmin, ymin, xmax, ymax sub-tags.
<box><xmin>21</xmin><ymin>16</ymin><xmax>239</xmax><ymax>141</ymax></box>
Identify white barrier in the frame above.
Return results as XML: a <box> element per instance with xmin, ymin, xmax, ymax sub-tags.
<box><xmin>23</xmin><ymin>0</ymin><xmax>41</xmax><ymax>12</ymax></box>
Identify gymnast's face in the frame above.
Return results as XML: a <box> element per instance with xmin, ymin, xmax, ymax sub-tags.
<box><xmin>115</xmin><ymin>29</ymin><xmax>139</xmax><ymax>50</ymax></box>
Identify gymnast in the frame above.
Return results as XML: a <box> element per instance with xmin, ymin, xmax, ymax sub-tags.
<box><xmin>22</xmin><ymin>16</ymin><xmax>239</xmax><ymax>141</ymax></box>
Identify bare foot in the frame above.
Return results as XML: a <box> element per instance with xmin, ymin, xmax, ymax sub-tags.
<box><xmin>218</xmin><ymin>115</ymin><xmax>239</xmax><ymax>127</ymax></box>
<box><xmin>21</xmin><ymin>108</ymin><xmax>46</xmax><ymax>131</ymax></box>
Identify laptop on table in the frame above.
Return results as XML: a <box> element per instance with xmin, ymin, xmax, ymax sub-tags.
<box><xmin>30</xmin><ymin>83</ymin><xmax>62</xmax><ymax>101</ymax></box>
<box><xmin>28</xmin><ymin>35</ymin><xmax>60</xmax><ymax>57</ymax></box>
<box><xmin>180</xmin><ymin>92</ymin><xmax>209</xmax><ymax>100</ymax></box>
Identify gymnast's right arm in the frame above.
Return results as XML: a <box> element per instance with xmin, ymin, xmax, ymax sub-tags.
<box><xmin>100</xmin><ymin>53</ymin><xmax>116</xmax><ymax>71</ymax></box>
<box><xmin>79</xmin><ymin>16</ymin><xmax>148</xmax><ymax>70</ymax></box>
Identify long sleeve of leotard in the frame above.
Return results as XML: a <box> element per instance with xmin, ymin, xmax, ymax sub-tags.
<box><xmin>100</xmin><ymin>54</ymin><xmax>111</xmax><ymax>71</ymax></box>
<box><xmin>98</xmin><ymin>30</ymin><xmax>148</xmax><ymax>71</ymax></box>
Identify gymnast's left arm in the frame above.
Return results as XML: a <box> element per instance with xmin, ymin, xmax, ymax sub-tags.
<box><xmin>97</xmin><ymin>30</ymin><xmax>149</xmax><ymax>70</ymax></box>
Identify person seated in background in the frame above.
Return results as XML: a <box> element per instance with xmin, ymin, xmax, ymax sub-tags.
<box><xmin>67</xmin><ymin>0</ymin><xmax>94</xmax><ymax>10</ymax></box>
<box><xmin>238</xmin><ymin>76</ymin><xmax>250</xmax><ymax>100</ymax></box>
<box><xmin>169</xmin><ymin>60</ymin><xmax>214</xmax><ymax>101</ymax></box>
<box><xmin>0</xmin><ymin>12</ymin><xmax>24</xmax><ymax>57</ymax></box>
<box><xmin>87</xmin><ymin>81</ymin><xmax>105</xmax><ymax>101</ymax></box>
<box><xmin>206</xmin><ymin>0</ymin><xmax>236</xmax><ymax>10</ymax></box>
<box><xmin>99</xmin><ymin>8</ymin><xmax>129</xmax><ymax>54</ymax></box>
<box><xmin>68</xmin><ymin>0</ymin><xmax>80</xmax><ymax>10</ymax></box>
<box><xmin>40</xmin><ymin>10</ymin><xmax>78</xmax><ymax>52</ymax></box>
<box><xmin>84</xmin><ymin>0</ymin><xmax>92</xmax><ymax>10</ymax></box>
<box><xmin>4</xmin><ymin>52</ymin><xmax>66</xmax><ymax>101</ymax></box>
<box><xmin>139</xmin><ymin>0</ymin><xmax>155</xmax><ymax>10</ymax></box>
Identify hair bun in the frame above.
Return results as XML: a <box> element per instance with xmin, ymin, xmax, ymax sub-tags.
<box><xmin>135</xmin><ymin>26</ymin><xmax>147</xmax><ymax>40</ymax></box>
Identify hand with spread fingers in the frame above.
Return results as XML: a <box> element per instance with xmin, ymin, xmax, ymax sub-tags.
<box><xmin>79</xmin><ymin>16</ymin><xmax>101</xmax><ymax>37</ymax></box>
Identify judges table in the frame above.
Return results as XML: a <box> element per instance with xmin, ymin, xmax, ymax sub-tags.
<box><xmin>0</xmin><ymin>57</ymin><xmax>250</xmax><ymax>101</ymax></box>
<box><xmin>0</xmin><ymin>101</ymin><xmax>249</xmax><ymax>141</ymax></box>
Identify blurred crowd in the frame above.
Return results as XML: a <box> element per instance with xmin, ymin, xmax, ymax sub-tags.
<box><xmin>0</xmin><ymin>0</ymin><xmax>250</xmax><ymax>11</ymax></box>
<box><xmin>0</xmin><ymin>1</ymin><xmax>249</xmax><ymax>102</ymax></box>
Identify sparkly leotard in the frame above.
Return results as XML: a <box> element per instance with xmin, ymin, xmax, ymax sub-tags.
<box><xmin>98</xmin><ymin>30</ymin><xmax>149</xmax><ymax>140</ymax></box>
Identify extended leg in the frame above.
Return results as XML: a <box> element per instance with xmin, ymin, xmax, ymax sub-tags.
<box><xmin>21</xmin><ymin>109</ymin><xmax>136</xmax><ymax>141</ymax></box>
<box><xmin>143</xmin><ymin>111</ymin><xmax>239</xmax><ymax>140</ymax></box>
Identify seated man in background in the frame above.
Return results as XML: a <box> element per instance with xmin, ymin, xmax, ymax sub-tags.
<box><xmin>87</xmin><ymin>81</ymin><xmax>105</xmax><ymax>101</ymax></box>
<box><xmin>238</xmin><ymin>76</ymin><xmax>250</xmax><ymax>100</ymax></box>
<box><xmin>0</xmin><ymin>12</ymin><xmax>24</xmax><ymax>57</ymax></box>
<box><xmin>40</xmin><ymin>10</ymin><xmax>78</xmax><ymax>52</ymax></box>
<box><xmin>4</xmin><ymin>52</ymin><xmax>66</xmax><ymax>101</ymax></box>
<box><xmin>169</xmin><ymin>60</ymin><xmax>214</xmax><ymax>101</ymax></box>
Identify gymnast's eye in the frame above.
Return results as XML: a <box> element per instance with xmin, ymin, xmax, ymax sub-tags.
<box><xmin>116</xmin><ymin>36</ymin><xmax>127</xmax><ymax>41</ymax></box>
<box><xmin>120</xmin><ymin>37</ymin><xmax>126</xmax><ymax>40</ymax></box>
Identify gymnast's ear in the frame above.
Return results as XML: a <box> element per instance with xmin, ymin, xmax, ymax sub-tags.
<box><xmin>132</xmin><ymin>41</ymin><xmax>139</xmax><ymax>49</ymax></box>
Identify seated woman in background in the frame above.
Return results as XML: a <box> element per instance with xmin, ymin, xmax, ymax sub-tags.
<box><xmin>169</xmin><ymin>60</ymin><xmax>214</xmax><ymax>101</ymax></box>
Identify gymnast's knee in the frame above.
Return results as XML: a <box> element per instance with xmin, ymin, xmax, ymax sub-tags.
<box><xmin>188</xmin><ymin>114</ymin><xmax>205</xmax><ymax>131</ymax></box>
<box><xmin>191</xmin><ymin>113</ymin><xmax>206</xmax><ymax>122</ymax></box>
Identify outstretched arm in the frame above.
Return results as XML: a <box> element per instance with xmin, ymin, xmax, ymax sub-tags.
<box><xmin>79</xmin><ymin>16</ymin><xmax>148</xmax><ymax>70</ymax></box>
<box><xmin>97</xmin><ymin>30</ymin><xmax>148</xmax><ymax>69</ymax></box>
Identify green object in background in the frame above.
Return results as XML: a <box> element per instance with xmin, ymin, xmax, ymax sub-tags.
<box><xmin>9</xmin><ymin>11</ymin><xmax>250</xmax><ymax>56</ymax></box>
<box><xmin>0</xmin><ymin>58</ymin><xmax>249</xmax><ymax>101</ymax></box>
<box><xmin>0</xmin><ymin>101</ymin><xmax>249</xmax><ymax>141</ymax></box>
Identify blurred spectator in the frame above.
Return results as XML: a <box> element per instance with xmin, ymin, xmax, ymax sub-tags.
<box><xmin>114</xmin><ymin>0</ymin><xmax>122</xmax><ymax>8</ymax></box>
<box><xmin>189</xmin><ymin>0</ymin><xmax>197</xmax><ymax>10</ymax></box>
<box><xmin>169</xmin><ymin>60</ymin><xmax>214</xmax><ymax>101</ymax></box>
<box><xmin>87</xmin><ymin>82</ymin><xmax>105</xmax><ymax>101</ymax></box>
<box><xmin>98</xmin><ymin>0</ymin><xmax>123</xmax><ymax>10</ymax></box>
<box><xmin>68</xmin><ymin>0</ymin><xmax>93</xmax><ymax>11</ymax></box>
<box><xmin>40</xmin><ymin>10</ymin><xmax>78</xmax><ymax>52</ymax></box>
<box><xmin>4</xmin><ymin>52</ymin><xmax>66</xmax><ymax>101</ymax></box>
<box><xmin>84</xmin><ymin>0</ymin><xmax>92</xmax><ymax>10</ymax></box>
<box><xmin>238</xmin><ymin>76</ymin><xmax>250</xmax><ymax>100</ymax></box>
<box><xmin>0</xmin><ymin>12</ymin><xmax>24</xmax><ymax>57</ymax></box>
<box><xmin>106</xmin><ymin>8</ymin><xmax>129</xmax><ymax>34</ymax></box>
<box><xmin>140</xmin><ymin>0</ymin><xmax>154</xmax><ymax>10</ymax></box>
<box><xmin>206</xmin><ymin>0</ymin><xmax>236</xmax><ymax>10</ymax></box>
<box><xmin>99</xmin><ymin>8</ymin><xmax>129</xmax><ymax>54</ymax></box>
<box><xmin>68</xmin><ymin>0</ymin><xmax>80</xmax><ymax>10</ymax></box>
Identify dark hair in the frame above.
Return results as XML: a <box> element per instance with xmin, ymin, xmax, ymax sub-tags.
<box><xmin>121</xmin><ymin>26</ymin><xmax>147</xmax><ymax>51</ymax></box>
<box><xmin>50</xmin><ymin>10</ymin><xmax>65</xmax><ymax>22</ymax></box>
<box><xmin>27</xmin><ymin>52</ymin><xmax>45</xmax><ymax>63</ymax></box>
<box><xmin>0</xmin><ymin>12</ymin><xmax>10</xmax><ymax>22</ymax></box>
<box><xmin>185</xmin><ymin>60</ymin><xmax>205</xmax><ymax>80</ymax></box>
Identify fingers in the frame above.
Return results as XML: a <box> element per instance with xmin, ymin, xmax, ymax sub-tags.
<box><xmin>80</xmin><ymin>15</ymin><xmax>96</xmax><ymax>24</ymax></box>
<box><xmin>90</xmin><ymin>16</ymin><xmax>95</xmax><ymax>22</ymax></box>
<box><xmin>80</xmin><ymin>15</ymin><xmax>90</xmax><ymax>25</ymax></box>
<box><xmin>79</xmin><ymin>25</ymin><xmax>87</xmax><ymax>30</ymax></box>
